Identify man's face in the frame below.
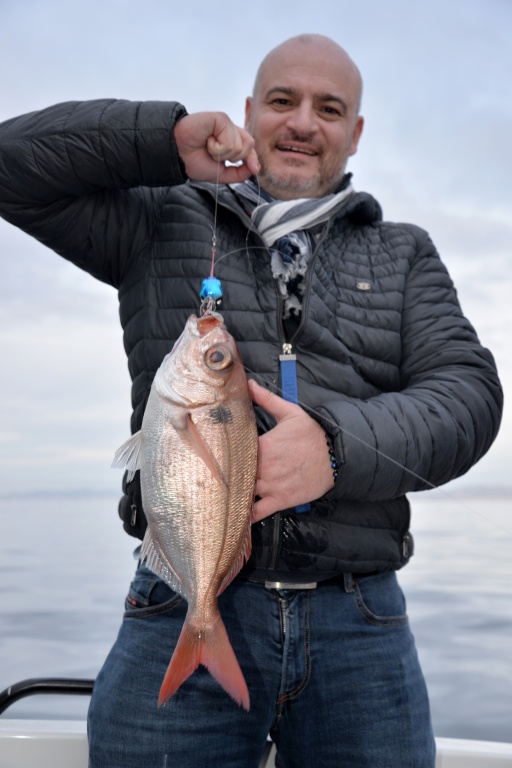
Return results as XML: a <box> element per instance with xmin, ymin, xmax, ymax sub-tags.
<box><xmin>245</xmin><ymin>42</ymin><xmax>364</xmax><ymax>200</ymax></box>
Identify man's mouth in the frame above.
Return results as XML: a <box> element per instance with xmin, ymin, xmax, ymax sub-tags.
<box><xmin>276</xmin><ymin>143</ymin><xmax>318</xmax><ymax>157</ymax></box>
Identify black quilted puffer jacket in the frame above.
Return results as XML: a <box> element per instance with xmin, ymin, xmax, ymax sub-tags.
<box><xmin>0</xmin><ymin>100</ymin><xmax>503</xmax><ymax>580</ymax></box>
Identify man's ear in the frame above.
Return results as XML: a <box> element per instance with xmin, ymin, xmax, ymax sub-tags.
<box><xmin>349</xmin><ymin>115</ymin><xmax>364</xmax><ymax>157</ymax></box>
<box><xmin>244</xmin><ymin>97</ymin><xmax>253</xmax><ymax>130</ymax></box>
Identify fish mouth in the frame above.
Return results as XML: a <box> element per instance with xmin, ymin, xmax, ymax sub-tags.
<box><xmin>196</xmin><ymin>312</ymin><xmax>224</xmax><ymax>337</ymax></box>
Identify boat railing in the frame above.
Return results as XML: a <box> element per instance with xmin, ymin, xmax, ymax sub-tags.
<box><xmin>0</xmin><ymin>678</ymin><xmax>95</xmax><ymax>716</ymax></box>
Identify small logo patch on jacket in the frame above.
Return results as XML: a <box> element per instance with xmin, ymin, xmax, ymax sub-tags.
<box><xmin>356</xmin><ymin>280</ymin><xmax>372</xmax><ymax>291</ymax></box>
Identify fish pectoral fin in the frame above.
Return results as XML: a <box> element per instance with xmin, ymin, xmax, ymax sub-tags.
<box><xmin>177</xmin><ymin>413</ymin><xmax>228</xmax><ymax>490</ymax></box>
<box><xmin>112</xmin><ymin>430</ymin><xmax>143</xmax><ymax>482</ymax></box>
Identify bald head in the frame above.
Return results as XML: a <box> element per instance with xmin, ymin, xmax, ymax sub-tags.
<box><xmin>253</xmin><ymin>34</ymin><xmax>363</xmax><ymax>114</ymax></box>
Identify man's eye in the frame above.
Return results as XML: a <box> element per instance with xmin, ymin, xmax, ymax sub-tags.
<box><xmin>321</xmin><ymin>106</ymin><xmax>341</xmax><ymax>116</ymax></box>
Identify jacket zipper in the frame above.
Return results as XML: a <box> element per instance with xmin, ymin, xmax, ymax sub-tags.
<box><xmin>268</xmin><ymin>226</ymin><xmax>332</xmax><ymax>570</ymax></box>
<box><xmin>269</xmin><ymin>514</ymin><xmax>283</xmax><ymax>571</ymax></box>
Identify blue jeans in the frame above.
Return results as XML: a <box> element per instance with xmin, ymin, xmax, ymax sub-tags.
<box><xmin>88</xmin><ymin>565</ymin><xmax>435</xmax><ymax>767</ymax></box>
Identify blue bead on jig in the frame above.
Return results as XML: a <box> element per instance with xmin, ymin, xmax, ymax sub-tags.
<box><xmin>200</xmin><ymin>276</ymin><xmax>223</xmax><ymax>301</ymax></box>
<box><xmin>199</xmin><ymin>276</ymin><xmax>223</xmax><ymax>316</ymax></box>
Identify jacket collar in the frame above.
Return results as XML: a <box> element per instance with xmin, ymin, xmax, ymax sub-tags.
<box><xmin>189</xmin><ymin>180</ymin><xmax>383</xmax><ymax>227</ymax></box>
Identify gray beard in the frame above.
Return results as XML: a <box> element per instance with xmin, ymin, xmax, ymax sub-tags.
<box><xmin>258</xmin><ymin>166</ymin><xmax>344</xmax><ymax>200</ymax></box>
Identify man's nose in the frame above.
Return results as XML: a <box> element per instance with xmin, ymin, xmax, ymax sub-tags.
<box><xmin>285</xmin><ymin>102</ymin><xmax>317</xmax><ymax>135</ymax></box>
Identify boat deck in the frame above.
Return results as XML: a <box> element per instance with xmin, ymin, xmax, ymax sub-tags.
<box><xmin>1</xmin><ymin>719</ymin><xmax>512</xmax><ymax>767</ymax></box>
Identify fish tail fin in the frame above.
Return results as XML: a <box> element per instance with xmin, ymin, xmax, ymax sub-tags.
<box><xmin>158</xmin><ymin>614</ymin><xmax>250</xmax><ymax>711</ymax></box>
<box><xmin>200</xmin><ymin>615</ymin><xmax>250</xmax><ymax>711</ymax></box>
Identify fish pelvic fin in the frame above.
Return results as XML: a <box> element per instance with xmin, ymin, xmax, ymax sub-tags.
<box><xmin>158</xmin><ymin>612</ymin><xmax>250</xmax><ymax>712</ymax></box>
<box><xmin>111</xmin><ymin>431</ymin><xmax>143</xmax><ymax>482</ymax></box>
<box><xmin>140</xmin><ymin>530</ymin><xmax>184</xmax><ymax>597</ymax></box>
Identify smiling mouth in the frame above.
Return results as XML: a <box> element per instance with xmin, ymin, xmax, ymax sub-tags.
<box><xmin>277</xmin><ymin>144</ymin><xmax>318</xmax><ymax>157</ymax></box>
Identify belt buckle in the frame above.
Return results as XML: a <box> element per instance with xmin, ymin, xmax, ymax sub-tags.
<box><xmin>264</xmin><ymin>581</ymin><xmax>318</xmax><ymax>590</ymax></box>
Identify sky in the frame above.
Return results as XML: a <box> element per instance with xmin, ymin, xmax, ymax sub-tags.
<box><xmin>0</xmin><ymin>0</ymin><xmax>511</xmax><ymax>496</ymax></box>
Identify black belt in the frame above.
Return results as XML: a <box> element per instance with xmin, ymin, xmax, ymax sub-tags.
<box><xmin>253</xmin><ymin>572</ymin><xmax>381</xmax><ymax>591</ymax></box>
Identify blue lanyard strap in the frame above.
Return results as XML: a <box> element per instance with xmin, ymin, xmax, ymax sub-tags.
<box><xmin>279</xmin><ymin>347</ymin><xmax>311</xmax><ymax>514</ymax></box>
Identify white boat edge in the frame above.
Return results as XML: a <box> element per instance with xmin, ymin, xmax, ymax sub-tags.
<box><xmin>1</xmin><ymin>719</ymin><xmax>512</xmax><ymax>767</ymax></box>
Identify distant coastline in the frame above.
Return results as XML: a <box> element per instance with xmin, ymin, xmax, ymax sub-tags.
<box><xmin>0</xmin><ymin>489</ymin><xmax>120</xmax><ymax>501</ymax></box>
<box><xmin>2</xmin><ymin>485</ymin><xmax>511</xmax><ymax>501</ymax></box>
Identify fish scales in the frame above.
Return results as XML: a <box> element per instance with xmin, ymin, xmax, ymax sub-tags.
<box><xmin>144</xmin><ymin>387</ymin><xmax>254</xmax><ymax>605</ymax></box>
<box><xmin>113</xmin><ymin>311</ymin><xmax>258</xmax><ymax>710</ymax></box>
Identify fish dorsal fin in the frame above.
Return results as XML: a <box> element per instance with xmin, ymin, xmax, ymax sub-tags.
<box><xmin>141</xmin><ymin>531</ymin><xmax>185</xmax><ymax>598</ymax></box>
<box><xmin>217</xmin><ymin>521</ymin><xmax>252</xmax><ymax>597</ymax></box>
<box><xmin>111</xmin><ymin>431</ymin><xmax>143</xmax><ymax>482</ymax></box>
<box><xmin>176</xmin><ymin>413</ymin><xmax>228</xmax><ymax>490</ymax></box>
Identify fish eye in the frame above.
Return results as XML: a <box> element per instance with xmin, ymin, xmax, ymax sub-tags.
<box><xmin>204</xmin><ymin>344</ymin><xmax>233</xmax><ymax>371</ymax></box>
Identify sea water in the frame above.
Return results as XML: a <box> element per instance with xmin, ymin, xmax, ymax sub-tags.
<box><xmin>0</xmin><ymin>491</ymin><xmax>511</xmax><ymax>743</ymax></box>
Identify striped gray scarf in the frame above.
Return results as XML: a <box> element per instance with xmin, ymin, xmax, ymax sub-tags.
<box><xmin>231</xmin><ymin>179</ymin><xmax>353</xmax><ymax>318</ymax></box>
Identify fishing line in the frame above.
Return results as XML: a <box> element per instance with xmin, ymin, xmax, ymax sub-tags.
<box><xmin>243</xmin><ymin>171</ymin><xmax>263</xmax><ymax>252</ymax></box>
<box><xmin>236</xmin><ymin>359</ymin><xmax>512</xmax><ymax>537</ymax></box>
<box><xmin>210</xmin><ymin>152</ymin><xmax>222</xmax><ymax>278</ymax></box>
<box><xmin>212</xmin><ymin>158</ymin><xmax>265</xmax><ymax>270</ymax></box>
<box><xmin>200</xmin><ymin>154</ymin><xmax>263</xmax><ymax>313</ymax></box>
<box><xmin>200</xmin><ymin>154</ymin><xmax>224</xmax><ymax>315</ymax></box>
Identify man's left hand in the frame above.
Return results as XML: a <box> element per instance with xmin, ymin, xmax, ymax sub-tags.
<box><xmin>248</xmin><ymin>379</ymin><xmax>335</xmax><ymax>523</ymax></box>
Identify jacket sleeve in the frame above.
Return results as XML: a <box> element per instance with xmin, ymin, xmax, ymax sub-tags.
<box><xmin>0</xmin><ymin>99</ymin><xmax>188</xmax><ymax>287</ymax></box>
<box><xmin>315</xmin><ymin>227</ymin><xmax>503</xmax><ymax>501</ymax></box>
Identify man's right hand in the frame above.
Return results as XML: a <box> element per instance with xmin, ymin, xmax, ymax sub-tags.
<box><xmin>173</xmin><ymin>112</ymin><xmax>260</xmax><ymax>183</ymax></box>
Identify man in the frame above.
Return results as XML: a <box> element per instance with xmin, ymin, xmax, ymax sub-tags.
<box><xmin>0</xmin><ymin>34</ymin><xmax>502</xmax><ymax>768</ymax></box>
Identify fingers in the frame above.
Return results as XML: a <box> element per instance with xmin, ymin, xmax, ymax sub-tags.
<box><xmin>206</xmin><ymin>124</ymin><xmax>252</xmax><ymax>163</ymax></box>
<box><xmin>216</xmin><ymin>155</ymin><xmax>259</xmax><ymax>183</ymax></box>
<box><xmin>243</xmin><ymin>148</ymin><xmax>261</xmax><ymax>177</ymax></box>
<box><xmin>207</xmin><ymin>121</ymin><xmax>260</xmax><ymax>180</ymax></box>
<box><xmin>248</xmin><ymin>378</ymin><xmax>299</xmax><ymax>422</ymax></box>
<box><xmin>174</xmin><ymin>112</ymin><xmax>259</xmax><ymax>182</ymax></box>
<box><xmin>252</xmin><ymin>495</ymin><xmax>279</xmax><ymax>523</ymax></box>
